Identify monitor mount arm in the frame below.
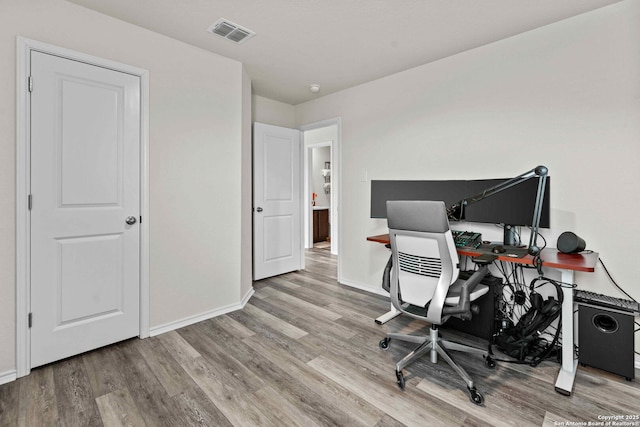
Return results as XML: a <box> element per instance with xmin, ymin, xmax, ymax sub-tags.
<box><xmin>447</xmin><ymin>165</ymin><xmax>549</xmax><ymax>256</ymax></box>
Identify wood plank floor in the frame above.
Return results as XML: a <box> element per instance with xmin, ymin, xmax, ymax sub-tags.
<box><xmin>2</xmin><ymin>248</ymin><xmax>639</xmax><ymax>426</ymax></box>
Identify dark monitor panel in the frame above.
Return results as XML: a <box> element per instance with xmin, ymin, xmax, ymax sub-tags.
<box><xmin>370</xmin><ymin>177</ymin><xmax>550</xmax><ymax>228</ymax></box>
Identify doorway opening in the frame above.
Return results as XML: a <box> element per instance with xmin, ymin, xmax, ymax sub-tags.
<box><xmin>301</xmin><ymin>119</ymin><xmax>340</xmax><ymax>260</ymax></box>
<box><xmin>16</xmin><ymin>38</ymin><xmax>150</xmax><ymax>378</ymax></box>
<box><xmin>308</xmin><ymin>142</ymin><xmax>332</xmax><ymax>250</ymax></box>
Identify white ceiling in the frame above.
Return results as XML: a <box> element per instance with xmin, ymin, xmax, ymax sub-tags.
<box><xmin>67</xmin><ymin>0</ymin><xmax>621</xmax><ymax>105</ymax></box>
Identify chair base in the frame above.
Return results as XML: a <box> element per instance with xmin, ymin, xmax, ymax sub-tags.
<box><xmin>380</xmin><ymin>325</ymin><xmax>493</xmax><ymax>405</ymax></box>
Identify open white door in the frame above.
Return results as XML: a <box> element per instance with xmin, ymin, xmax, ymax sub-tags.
<box><xmin>30</xmin><ymin>51</ymin><xmax>141</xmax><ymax>368</ymax></box>
<box><xmin>253</xmin><ymin>123</ymin><xmax>303</xmax><ymax>280</ymax></box>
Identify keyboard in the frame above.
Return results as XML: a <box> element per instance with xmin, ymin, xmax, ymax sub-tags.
<box><xmin>574</xmin><ymin>289</ymin><xmax>640</xmax><ymax>313</ymax></box>
<box><xmin>452</xmin><ymin>230</ymin><xmax>482</xmax><ymax>249</ymax></box>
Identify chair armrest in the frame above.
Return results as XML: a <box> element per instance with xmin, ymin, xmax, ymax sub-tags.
<box><xmin>442</xmin><ymin>265</ymin><xmax>491</xmax><ymax>319</ymax></box>
<box><xmin>381</xmin><ymin>254</ymin><xmax>392</xmax><ymax>293</ymax></box>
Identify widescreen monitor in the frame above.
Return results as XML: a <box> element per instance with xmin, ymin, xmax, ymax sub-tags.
<box><xmin>370</xmin><ymin>177</ymin><xmax>550</xmax><ymax>229</ymax></box>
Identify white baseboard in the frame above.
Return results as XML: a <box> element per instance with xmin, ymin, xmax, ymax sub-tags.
<box><xmin>0</xmin><ymin>370</ymin><xmax>17</xmax><ymax>386</ymax></box>
<box><xmin>241</xmin><ymin>287</ymin><xmax>255</xmax><ymax>306</ymax></box>
<box><xmin>149</xmin><ymin>287</ymin><xmax>255</xmax><ymax>337</ymax></box>
<box><xmin>339</xmin><ymin>278</ymin><xmax>389</xmax><ymax>298</ymax></box>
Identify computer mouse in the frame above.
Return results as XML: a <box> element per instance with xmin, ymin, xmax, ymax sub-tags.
<box><xmin>492</xmin><ymin>245</ymin><xmax>506</xmax><ymax>254</ymax></box>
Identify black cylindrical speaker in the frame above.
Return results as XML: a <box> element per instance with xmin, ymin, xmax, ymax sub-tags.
<box><xmin>557</xmin><ymin>231</ymin><xmax>586</xmax><ymax>254</ymax></box>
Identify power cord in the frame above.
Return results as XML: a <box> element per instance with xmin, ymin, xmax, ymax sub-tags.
<box><xmin>596</xmin><ymin>257</ymin><xmax>640</xmax><ymax>356</ymax></box>
<box><xmin>493</xmin><ymin>264</ymin><xmax>564</xmax><ymax>365</ymax></box>
<box><xmin>598</xmin><ymin>258</ymin><xmax>638</xmax><ymax>302</ymax></box>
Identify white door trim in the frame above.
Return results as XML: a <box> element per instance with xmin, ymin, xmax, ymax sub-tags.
<box><xmin>16</xmin><ymin>37</ymin><xmax>150</xmax><ymax>377</ymax></box>
<box><xmin>299</xmin><ymin>118</ymin><xmax>342</xmax><ymax>280</ymax></box>
<box><xmin>305</xmin><ymin>140</ymin><xmax>332</xmax><ymax>249</ymax></box>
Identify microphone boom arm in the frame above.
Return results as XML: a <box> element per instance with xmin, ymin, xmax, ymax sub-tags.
<box><xmin>447</xmin><ymin>165</ymin><xmax>548</xmax><ymax>255</ymax></box>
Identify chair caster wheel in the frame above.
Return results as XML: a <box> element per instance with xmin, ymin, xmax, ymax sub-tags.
<box><xmin>379</xmin><ymin>338</ymin><xmax>390</xmax><ymax>350</ymax></box>
<box><xmin>396</xmin><ymin>370</ymin><xmax>405</xmax><ymax>390</ymax></box>
<box><xmin>485</xmin><ymin>356</ymin><xmax>496</xmax><ymax>369</ymax></box>
<box><xmin>468</xmin><ymin>387</ymin><xmax>484</xmax><ymax>406</ymax></box>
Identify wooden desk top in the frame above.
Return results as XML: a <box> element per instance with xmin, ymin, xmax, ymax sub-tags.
<box><xmin>366</xmin><ymin>233</ymin><xmax>598</xmax><ymax>273</ymax></box>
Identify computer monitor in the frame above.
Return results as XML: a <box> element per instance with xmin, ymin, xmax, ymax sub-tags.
<box><xmin>370</xmin><ymin>177</ymin><xmax>550</xmax><ymax>244</ymax></box>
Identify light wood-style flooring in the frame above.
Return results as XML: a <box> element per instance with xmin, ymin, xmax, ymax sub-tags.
<box><xmin>1</xmin><ymin>248</ymin><xmax>639</xmax><ymax>426</ymax></box>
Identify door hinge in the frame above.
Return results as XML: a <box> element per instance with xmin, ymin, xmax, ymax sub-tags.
<box><xmin>28</xmin><ymin>313</ymin><xmax>32</xmax><ymax>328</ymax></box>
<box><xmin>139</xmin><ymin>216</ymin><xmax>142</xmax><ymax>224</ymax></box>
<box><xmin>28</xmin><ymin>194</ymin><xmax>32</xmax><ymax>210</ymax></box>
<box><xmin>28</xmin><ymin>76</ymin><xmax>33</xmax><ymax>93</ymax></box>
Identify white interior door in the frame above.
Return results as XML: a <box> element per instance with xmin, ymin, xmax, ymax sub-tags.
<box><xmin>253</xmin><ymin>122</ymin><xmax>303</xmax><ymax>280</ymax></box>
<box><xmin>30</xmin><ymin>51</ymin><xmax>141</xmax><ymax>368</ymax></box>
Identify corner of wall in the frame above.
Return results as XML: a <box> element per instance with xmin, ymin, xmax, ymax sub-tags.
<box><xmin>252</xmin><ymin>95</ymin><xmax>296</xmax><ymax>129</ymax></box>
<box><xmin>241</xmin><ymin>66</ymin><xmax>253</xmax><ymax>298</ymax></box>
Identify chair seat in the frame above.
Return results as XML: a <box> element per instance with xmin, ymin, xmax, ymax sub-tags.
<box><xmin>444</xmin><ymin>281</ymin><xmax>489</xmax><ymax>306</ymax></box>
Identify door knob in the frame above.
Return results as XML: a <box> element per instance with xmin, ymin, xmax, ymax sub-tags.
<box><xmin>256</xmin><ymin>207</ymin><xmax>263</xmax><ymax>212</ymax></box>
<box><xmin>125</xmin><ymin>216</ymin><xmax>137</xmax><ymax>225</ymax></box>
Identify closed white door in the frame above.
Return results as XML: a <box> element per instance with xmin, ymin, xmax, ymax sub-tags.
<box><xmin>253</xmin><ymin>123</ymin><xmax>303</xmax><ymax>280</ymax></box>
<box><xmin>30</xmin><ymin>51</ymin><xmax>141</xmax><ymax>368</ymax></box>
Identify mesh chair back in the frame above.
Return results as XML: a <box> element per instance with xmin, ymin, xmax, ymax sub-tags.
<box><xmin>387</xmin><ymin>200</ymin><xmax>460</xmax><ymax>324</ymax></box>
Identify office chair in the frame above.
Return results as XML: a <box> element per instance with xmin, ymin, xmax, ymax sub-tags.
<box><xmin>379</xmin><ymin>200</ymin><xmax>496</xmax><ymax>405</ymax></box>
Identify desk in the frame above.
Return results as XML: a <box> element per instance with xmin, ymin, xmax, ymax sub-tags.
<box><xmin>367</xmin><ymin>233</ymin><xmax>599</xmax><ymax>396</ymax></box>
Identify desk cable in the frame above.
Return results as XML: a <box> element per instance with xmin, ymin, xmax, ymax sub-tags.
<box><xmin>597</xmin><ymin>256</ymin><xmax>640</xmax><ymax>355</ymax></box>
<box><xmin>493</xmin><ymin>262</ymin><xmax>571</xmax><ymax>366</ymax></box>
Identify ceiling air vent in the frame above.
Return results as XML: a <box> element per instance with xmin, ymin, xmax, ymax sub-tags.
<box><xmin>207</xmin><ymin>19</ymin><xmax>255</xmax><ymax>44</ymax></box>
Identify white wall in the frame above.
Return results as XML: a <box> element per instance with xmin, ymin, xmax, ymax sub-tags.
<box><xmin>252</xmin><ymin>95</ymin><xmax>296</xmax><ymax>128</ymax></box>
<box><xmin>0</xmin><ymin>0</ymin><xmax>250</xmax><ymax>375</ymax></box>
<box><xmin>295</xmin><ymin>0</ymin><xmax>640</xmax><ymax>315</ymax></box>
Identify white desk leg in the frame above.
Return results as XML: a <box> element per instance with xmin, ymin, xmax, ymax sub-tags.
<box><xmin>555</xmin><ymin>269</ymin><xmax>578</xmax><ymax>396</ymax></box>
<box><xmin>375</xmin><ymin>303</ymin><xmax>401</xmax><ymax>324</ymax></box>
